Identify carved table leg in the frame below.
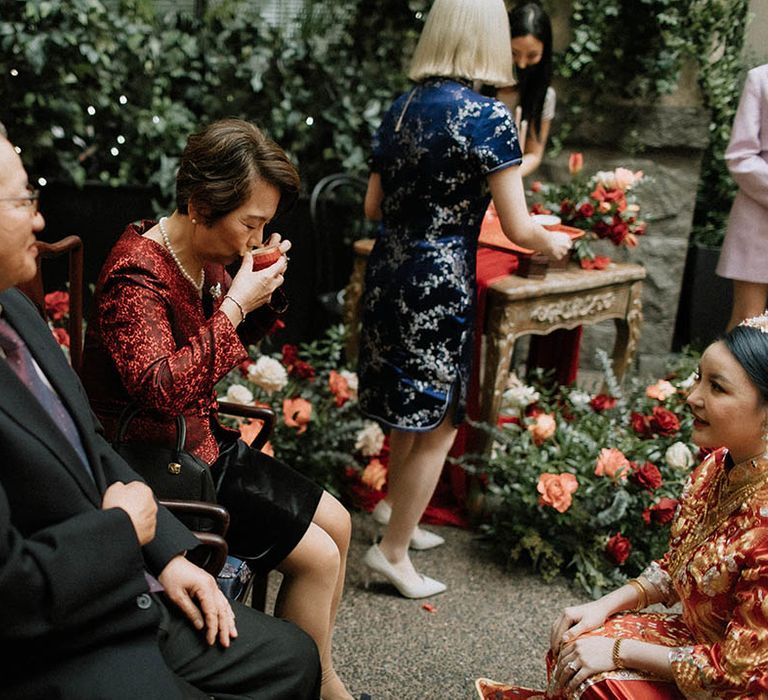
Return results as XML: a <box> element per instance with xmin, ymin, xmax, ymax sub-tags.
<box><xmin>343</xmin><ymin>255</ymin><xmax>369</xmax><ymax>364</ymax></box>
<box><xmin>472</xmin><ymin>328</ymin><xmax>518</xmax><ymax>455</ymax></box>
<box><xmin>612</xmin><ymin>280</ymin><xmax>644</xmax><ymax>381</ymax></box>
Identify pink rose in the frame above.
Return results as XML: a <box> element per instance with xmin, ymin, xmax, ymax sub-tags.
<box><xmin>646</xmin><ymin>380</ymin><xmax>676</xmax><ymax>401</ymax></box>
<box><xmin>594</xmin><ymin>447</ymin><xmax>630</xmax><ymax>480</ymax></box>
<box><xmin>282</xmin><ymin>397</ymin><xmax>313</xmax><ymax>434</ymax></box>
<box><xmin>328</xmin><ymin>370</ymin><xmax>352</xmax><ymax>407</ymax></box>
<box><xmin>537</xmin><ymin>473</ymin><xmax>578</xmax><ymax>513</ymax></box>
<box><xmin>528</xmin><ymin>413</ymin><xmax>556</xmax><ymax>445</ymax></box>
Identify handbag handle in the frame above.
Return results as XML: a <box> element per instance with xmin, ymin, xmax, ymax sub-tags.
<box><xmin>115</xmin><ymin>404</ymin><xmax>188</xmax><ymax>476</ymax></box>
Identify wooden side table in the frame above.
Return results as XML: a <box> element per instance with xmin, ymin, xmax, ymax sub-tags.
<box><xmin>476</xmin><ymin>262</ymin><xmax>645</xmax><ymax>452</ymax></box>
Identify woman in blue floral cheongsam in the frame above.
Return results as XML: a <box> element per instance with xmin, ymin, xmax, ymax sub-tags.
<box><xmin>359</xmin><ymin>0</ymin><xmax>571</xmax><ymax>599</ymax></box>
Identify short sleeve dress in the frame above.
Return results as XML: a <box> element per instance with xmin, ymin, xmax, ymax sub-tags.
<box><xmin>358</xmin><ymin>77</ymin><xmax>522</xmax><ymax>431</ymax></box>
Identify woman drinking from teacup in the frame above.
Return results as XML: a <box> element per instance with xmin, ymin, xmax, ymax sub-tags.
<box><xmin>82</xmin><ymin>119</ymin><xmax>357</xmax><ymax>700</ymax></box>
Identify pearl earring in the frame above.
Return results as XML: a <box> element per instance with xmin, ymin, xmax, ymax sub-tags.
<box><xmin>192</xmin><ymin>218</ymin><xmax>198</xmax><ymax>225</ymax></box>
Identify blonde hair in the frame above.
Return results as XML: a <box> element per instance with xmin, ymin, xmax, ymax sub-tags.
<box><xmin>408</xmin><ymin>0</ymin><xmax>514</xmax><ymax>86</ymax></box>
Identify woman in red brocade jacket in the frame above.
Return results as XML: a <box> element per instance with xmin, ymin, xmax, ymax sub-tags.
<box><xmin>83</xmin><ymin>119</ymin><xmax>356</xmax><ymax>700</ymax></box>
<box><xmin>477</xmin><ymin>315</ymin><xmax>768</xmax><ymax>700</ymax></box>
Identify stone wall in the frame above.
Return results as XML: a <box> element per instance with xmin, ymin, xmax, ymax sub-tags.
<box><xmin>537</xmin><ymin>102</ymin><xmax>710</xmax><ymax>379</ymax></box>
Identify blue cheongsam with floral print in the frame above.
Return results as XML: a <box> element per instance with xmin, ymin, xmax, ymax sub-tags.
<box><xmin>358</xmin><ymin>77</ymin><xmax>522</xmax><ymax>431</ymax></box>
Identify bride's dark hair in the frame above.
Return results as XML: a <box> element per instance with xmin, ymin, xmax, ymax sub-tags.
<box><xmin>723</xmin><ymin>323</ymin><xmax>768</xmax><ymax>402</ymax></box>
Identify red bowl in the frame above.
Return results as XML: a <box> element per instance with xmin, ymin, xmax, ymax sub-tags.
<box><xmin>251</xmin><ymin>245</ymin><xmax>282</xmax><ymax>271</ymax></box>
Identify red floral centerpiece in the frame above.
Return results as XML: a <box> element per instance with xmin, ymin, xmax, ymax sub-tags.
<box><xmin>529</xmin><ymin>153</ymin><xmax>648</xmax><ymax>269</ymax></box>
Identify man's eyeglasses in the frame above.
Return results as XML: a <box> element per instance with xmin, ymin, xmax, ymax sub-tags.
<box><xmin>0</xmin><ymin>188</ymin><xmax>40</xmax><ymax>214</ymax></box>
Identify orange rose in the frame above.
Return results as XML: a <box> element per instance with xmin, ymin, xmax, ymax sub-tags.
<box><xmin>537</xmin><ymin>473</ymin><xmax>578</xmax><ymax>513</ymax></box>
<box><xmin>568</xmin><ymin>152</ymin><xmax>584</xmax><ymax>175</ymax></box>
<box><xmin>528</xmin><ymin>413</ymin><xmax>556</xmax><ymax>445</ymax></box>
<box><xmin>645</xmin><ymin>379</ymin><xmax>676</xmax><ymax>401</ymax></box>
<box><xmin>328</xmin><ymin>370</ymin><xmax>352</xmax><ymax>407</ymax></box>
<box><xmin>283</xmin><ymin>397</ymin><xmax>313</xmax><ymax>434</ymax></box>
<box><xmin>594</xmin><ymin>447</ymin><xmax>630</xmax><ymax>480</ymax></box>
<box><xmin>361</xmin><ymin>458</ymin><xmax>387</xmax><ymax>491</ymax></box>
<box><xmin>238</xmin><ymin>417</ymin><xmax>265</xmax><ymax>446</ymax></box>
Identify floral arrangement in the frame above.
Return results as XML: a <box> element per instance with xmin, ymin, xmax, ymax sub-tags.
<box><xmin>216</xmin><ymin>325</ymin><xmax>386</xmax><ymax>500</ymax></box>
<box><xmin>529</xmin><ymin>153</ymin><xmax>648</xmax><ymax>268</ymax></box>
<box><xmin>44</xmin><ymin>290</ymin><xmax>71</xmax><ymax>357</ymax></box>
<box><xmin>464</xmin><ymin>350</ymin><xmax>699</xmax><ymax>597</ymax></box>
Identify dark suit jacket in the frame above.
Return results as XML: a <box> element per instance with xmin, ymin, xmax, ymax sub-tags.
<box><xmin>0</xmin><ymin>288</ymin><xmax>200</xmax><ymax>699</ymax></box>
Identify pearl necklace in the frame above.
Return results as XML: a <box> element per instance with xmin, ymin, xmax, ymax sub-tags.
<box><xmin>158</xmin><ymin>216</ymin><xmax>204</xmax><ymax>292</ymax></box>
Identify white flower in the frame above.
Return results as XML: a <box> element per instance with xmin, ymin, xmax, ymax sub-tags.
<box><xmin>247</xmin><ymin>356</ymin><xmax>288</xmax><ymax>394</ymax></box>
<box><xmin>569</xmin><ymin>390</ymin><xmax>592</xmax><ymax>410</ymax></box>
<box><xmin>665</xmin><ymin>442</ymin><xmax>694</xmax><ymax>471</ymax></box>
<box><xmin>678</xmin><ymin>372</ymin><xmax>697</xmax><ymax>392</ymax></box>
<box><xmin>501</xmin><ymin>372</ymin><xmax>539</xmax><ymax>414</ymax></box>
<box><xmin>340</xmin><ymin>369</ymin><xmax>358</xmax><ymax>399</ymax></box>
<box><xmin>355</xmin><ymin>421</ymin><xmax>385</xmax><ymax>457</ymax></box>
<box><xmin>226</xmin><ymin>383</ymin><xmax>254</xmax><ymax>405</ymax></box>
<box><xmin>593</xmin><ymin>170</ymin><xmax>617</xmax><ymax>189</ymax></box>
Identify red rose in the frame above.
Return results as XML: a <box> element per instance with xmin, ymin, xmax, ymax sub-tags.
<box><xmin>609</xmin><ymin>221</ymin><xmax>629</xmax><ymax>245</ymax></box>
<box><xmin>589</xmin><ymin>394</ymin><xmax>616</xmax><ymax>412</ymax></box>
<box><xmin>530</xmin><ymin>202</ymin><xmax>551</xmax><ymax>215</ymax></box>
<box><xmin>238</xmin><ymin>358</ymin><xmax>254</xmax><ymax>376</ymax></box>
<box><xmin>630</xmin><ymin>461</ymin><xmax>662</xmax><ymax>491</ymax></box>
<box><xmin>290</xmin><ymin>359</ymin><xmax>316</xmax><ymax>380</ymax></box>
<box><xmin>631</xmin><ymin>412</ymin><xmax>653</xmax><ymax>438</ymax></box>
<box><xmin>646</xmin><ymin>497</ymin><xmax>679</xmax><ymax>525</ymax></box>
<box><xmin>605</xmin><ymin>533</ymin><xmax>631</xmax><ymax>565</ymax></box>
<box><xmin>282</xmin><ymin>344</ymin><xmax>300</xmax><ymax>366</ymax></box>
<box><xmin>44</xmin><ymin>290</ymin><xmax>70</xmax><ymax>321</ymax></box>
<box><xmin>651</xmin><ymin>406</ymin><xmax>680</xmax><ymax>437</ymax></box>
<box><xmin>266</xmin><ymin>318</ymin><xmax>285</xmax><ymax>335</ymax></box>
<box><xmin>635</xmin><ymin>222</ymin><xmax>647</xmax><ymax>236</ymax></box>
<box><xmin>593</xmin><ymin>220</ymin><xmax>611</xmax><ymax>238</ymax></box>
<box><xmin>560</xmin><ymin>200</ymin><xmax>574</xmax><ymax>217</ymax></box>
<box><xmin>578</xmin><ymin>202</ymin><xmax>595</xmax><ymax>218</ymax></box>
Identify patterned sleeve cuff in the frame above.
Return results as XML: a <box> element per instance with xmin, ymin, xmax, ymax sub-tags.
<box><xmin>669</xmin><ymin>647</ymin><xmax>708</xmax><ymax>697</ymax></box>
<box><xmin>640</xmin><ymin>561</ymin><xmax>678</xmax><ymax>606</ymax></box>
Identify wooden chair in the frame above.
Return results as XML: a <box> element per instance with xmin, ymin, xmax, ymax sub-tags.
<box><xmin>17</xmin><ymin>235</ymin><xmax>84</xmax><ymax>374</ymax></box>
<box><xmin>309</xmin><ymin>173</ymin><xmax>370</xmax><ymax>328</ymax></box>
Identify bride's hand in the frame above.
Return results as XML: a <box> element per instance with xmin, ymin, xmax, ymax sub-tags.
<box><xmin>553</xmin><ymin>636</ymin><xmax>615</xmax><ymax>694</ymax></box>
<box><xmin>549</xmin><ymin>600</ymin><xmax>609</xmax><ymax>653</ymax></box>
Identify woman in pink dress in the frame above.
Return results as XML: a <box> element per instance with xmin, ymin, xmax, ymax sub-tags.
<box><xmin>716</xmin><ymin>63</ymin><xmax>768</xmax><ymax>330</ymax></box>
<box><xmin>477</xmin><ymin>313</ymin><xmax>768</xmax><ymax>699</ymax></box>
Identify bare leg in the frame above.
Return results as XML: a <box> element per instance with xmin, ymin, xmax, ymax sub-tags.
<box><xmin>378</xmin><ymin>413</ymin><xmax>457</xmax><ymax>587</ymax></box>
<box><xmin>727</xmin><ymin>281</ymin><xmax>768</xmax><ymax>331</ymax></box>
<box><xmin>379</xmin><ymin>428</ymin><xmax>415</xmax><ymax>511</ymax></box>
<box><xmin>276</xmin><ymin>493</ymin><xmax>353</xmax><ymax>700</ymax></box>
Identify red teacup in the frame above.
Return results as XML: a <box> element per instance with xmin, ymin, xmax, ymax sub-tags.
<box><xmin>251</xmin><ymin>245</ymin><xmax>282</xmax><ymax>271</ymax></box>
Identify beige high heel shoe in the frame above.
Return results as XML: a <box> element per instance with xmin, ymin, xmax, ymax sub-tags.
<box><xmin>362</xmin><ymin>544</ymin><xmax>446</xmax><ymax>598</ymax></box>
<box><xmin>371</xmin><ymin>500</ymin><xmax>445</xmax><ymax>550</ymax></box>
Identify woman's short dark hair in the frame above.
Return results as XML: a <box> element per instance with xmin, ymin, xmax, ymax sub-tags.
<box><xmin>508</xmin><ymin>2</ymin><xmax>553</xmax><ymax>136</ymax></box>
<box><xmin>176</xmin><ymin>119</ymin><xmax>300</xmax><ymax>226</ymax></box>
<box><xmin>723</xmin><ymin>324</ymin><xmax>768</xmax><ymax>402</ymax></box>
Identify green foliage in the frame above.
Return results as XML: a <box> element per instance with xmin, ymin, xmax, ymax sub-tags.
<box><xmin>463</xmin><ymin>351</ymin><xmax>700</xmax><ymax>597</ymax></box>
<box><xmin>0</xmin><ymin>0</ymin><xmax>422</xmax><ymax>200</ymax></box>
<box><xmin>551</xmin><ymin>0</ymin><xmax>750</xmax><ymax>247</ymax></box>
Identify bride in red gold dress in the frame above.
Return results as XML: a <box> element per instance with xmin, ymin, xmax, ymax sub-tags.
<box><xmin>478</xmin><ymin>313</ymin><xmax>768</xmax><ymax>699</ymax></box>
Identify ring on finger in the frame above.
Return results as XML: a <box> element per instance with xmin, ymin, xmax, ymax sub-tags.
<box><xmin>567</xmin><ymin>661</ymin><xmax>578</xmax><ymax>673</ymax></box>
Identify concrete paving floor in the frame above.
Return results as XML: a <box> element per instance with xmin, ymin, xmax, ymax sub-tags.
<box><xmin>268</xmin><ymin>511</ymin><xmax>589</xmax><ymax>700</ymax></box>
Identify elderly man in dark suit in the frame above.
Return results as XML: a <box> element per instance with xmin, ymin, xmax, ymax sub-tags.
<box><xmin>0</xmin><ymin>130</ymin><xmax>320</xmax><ymax>698</ymax></box>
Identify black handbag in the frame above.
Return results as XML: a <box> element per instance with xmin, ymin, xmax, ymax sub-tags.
<box><xmin>113</xmin><ymin>404</ymin><xmax>217</xmax><ymax>505</ymax></box>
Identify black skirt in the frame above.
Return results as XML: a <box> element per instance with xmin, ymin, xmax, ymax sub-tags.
<box><xmin>211</xmin><ymin>438</ymin><xmax>323</xmax><ymax>574</ymax></box>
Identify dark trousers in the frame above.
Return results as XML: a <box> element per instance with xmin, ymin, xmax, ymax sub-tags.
<box><xmin>158</xmin><ymin>596</ymin><xmax>321</xmax><ymax>700</ymax></box>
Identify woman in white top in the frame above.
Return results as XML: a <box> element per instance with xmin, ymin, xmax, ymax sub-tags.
<box><xmin>497</xmin><ymin>2</ymin><xmax>555</xmax><ymax>178</ymax></box>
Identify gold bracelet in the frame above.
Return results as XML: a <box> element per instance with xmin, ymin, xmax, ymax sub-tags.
<box><xmin>627</xmin><ymin>578</ymin><xmax>647</xmax><ymax>611</ymax></box>
<box><xmin>223</xmin><ymin>295</ymin><xmax>246</xmax><ymax>325</ymax></box>
<box><xmin>612</xmin><ymin>637</ymin><xmax>625</xmax><ymax>669</ymax></box>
